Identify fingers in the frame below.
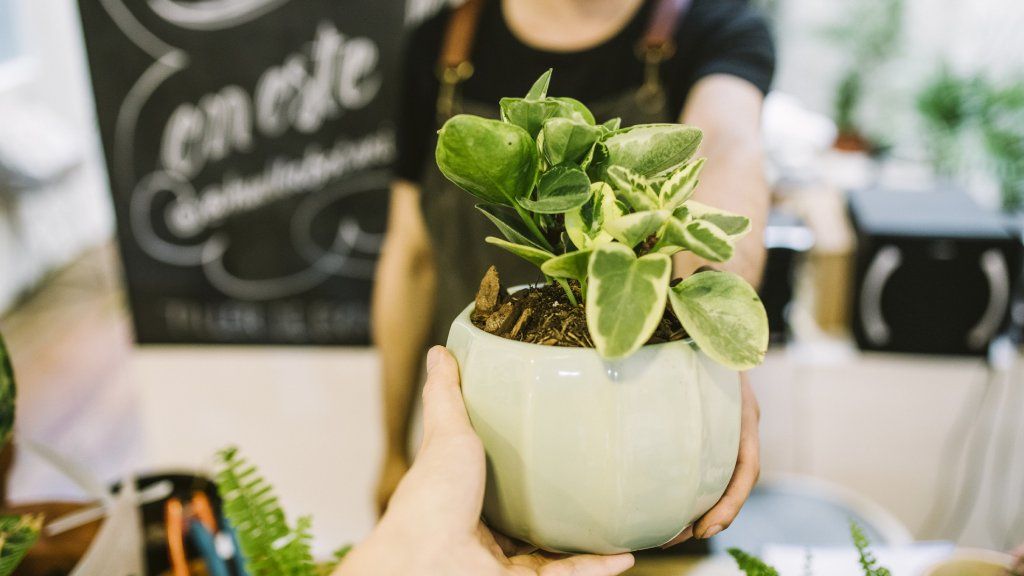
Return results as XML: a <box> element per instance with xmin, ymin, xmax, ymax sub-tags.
<box><xmin>693</xmin><ymin>376</ymin><xmax>760</xmax><ymax>539</ymax></box>
<box><xmin>660</xmin><ymin>524</ymin><xmax>692</xmax><ymax>548</ymax></box>
<box><xmin>510</xmin><ymin>552</ymin><xmax>634</xmax><ymax>576</ymax></box>
<box><xmin>420</xmin><ymin>346</ymin><xmax>474</xmax><ymax>441</ymax></box>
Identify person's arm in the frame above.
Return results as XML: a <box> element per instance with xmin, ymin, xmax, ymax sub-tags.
<box><xmin>372</xmin><ymin>179</ymin><xmax>437</xmax><ymax>514</ymax></box>
<box><xmin>674</xmin><ymin>74</ymin><xmax>770</xmax><ymax>286</ymax></box>
<box><xmin>664</xmin><ymin>74</ymin><xmax>767</xmax><ymax>545</ymax></box>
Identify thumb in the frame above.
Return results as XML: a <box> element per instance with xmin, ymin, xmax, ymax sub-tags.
<box><xmin>421</xmin><ymin>346</ymin><xmax>473</xmax><ymax>441</ymax></box>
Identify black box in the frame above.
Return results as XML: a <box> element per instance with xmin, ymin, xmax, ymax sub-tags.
<box><xmin>848</xmin><ymin>188</ymin><xmax>1022</xmax><ymax>355</ymax></box>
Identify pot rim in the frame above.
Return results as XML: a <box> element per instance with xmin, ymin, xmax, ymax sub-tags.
<box><xmin>453</xmin><ymin>284</ymin><xmax>694</xmax><ymax>356</ymax></box>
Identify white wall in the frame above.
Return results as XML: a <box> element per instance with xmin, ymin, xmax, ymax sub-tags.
<box><xmin>0</xmin><ymin>0</ymin><xmax>114</xmax><ymax>312</ymax></box>
<box><xmin>771</xmin><ymin>0</ymin><xmax>1024</xmax><ymax>153</ymax></box>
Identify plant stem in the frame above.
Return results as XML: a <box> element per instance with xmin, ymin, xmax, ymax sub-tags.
<box><xmin>513</xmin><ymin>203</ymin><xmax>554</xmax><ymax>251</ymax></box>
<box><xmin>580</xmin><ymin>278</ymin><xmax>588</xmax><ymax>301</ymax></box>
<box><xmin>556</xmin><ymin>278</ymin><xmax>578</xmax><ymax>306</ymax></box>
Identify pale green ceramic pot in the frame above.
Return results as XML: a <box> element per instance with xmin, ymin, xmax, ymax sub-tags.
<box><xmin>446</xmin><ymin>300</ymin><xmax>741</xmax><ymax>555</ymax></box>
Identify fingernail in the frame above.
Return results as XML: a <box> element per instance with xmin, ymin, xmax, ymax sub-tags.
<box><xmin>701</xmin><ymin>525</ymin><xmax>723</xmax><ymax>539</ymax></box>
<box><xmin>426</xmin><ymin>346</ymin><xmax>442</xmax><ymax>371</ymax></box>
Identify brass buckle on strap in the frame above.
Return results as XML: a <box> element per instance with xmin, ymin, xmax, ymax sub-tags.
<box><xmin>436</xmin><ymin>61</ymin><xmax>476</xmax><ymax>120</ymax></box>
<box><xmin>635</xmin><ymin>41</ymin><xmax>675</xmax><ymax>114</ymax></box>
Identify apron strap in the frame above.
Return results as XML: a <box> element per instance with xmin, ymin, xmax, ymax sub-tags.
<box><xmin>434</xmin><ymin>0</ymin><xmax>694</xmax><ymax>118</ymax></box>
<box><xmin>437</xmin><ymin>0</ymin><xmax>484</xmax><ymax>119</ymax></box>
<box><xmin>640</xmin><ymin>0</ymin><xmax>693</xmax><ymax>59</ymax></box>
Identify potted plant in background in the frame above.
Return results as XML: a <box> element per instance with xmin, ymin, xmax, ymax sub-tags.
<box><xmin>435</xmin><ymin>70</ymin><xmax>769</xmax><ymax>554</ymax></box>
<box><xmin>979</xmin><ymin>81</ymin><xmax>1024</xmax><ymax>212</ymax></box>
<box><xmin>916</xmin><ymin>65</ymin><xmax>976</xmax><ymax>180</ymax></box>
<box><xmin>826</xmin><ymin>0</ymin><xmax>903</xmax><ymax>152</ymax></box>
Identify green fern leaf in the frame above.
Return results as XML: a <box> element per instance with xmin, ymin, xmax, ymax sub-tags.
<box><xmin>0</xmin><ymin>515</ymin><xmax>42</xmax><ymax>576</ymax></box>
<box><xmin>728</xmin><ymin>548</ymin><xmax>780</xmax><ymax>576</ymax></box>
<box><xmin>216</xmin><ymin>448</ymin><xmax>318</xmax><ymax>576</ymax></box>
<box><xmin>0</xmin><ymin>333</ymin><xmax>17</xmax><ymax>446</ymax></box>
<box><xmin>850</xmin><ymin>521</ymin><xmax>891</xmax><ymax>576</ymax></box>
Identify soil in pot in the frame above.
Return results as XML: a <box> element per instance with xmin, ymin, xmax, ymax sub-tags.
<box><xmin>470</xmin><ymin>266</ymin><xmax>688</xmax><ymax>347</ymax></box>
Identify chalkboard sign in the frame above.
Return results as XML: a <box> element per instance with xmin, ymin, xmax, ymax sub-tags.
<box><xmin>78</xmin><ymin>0</ymin><xmax>404</xmax><ymax>344</ymax></box>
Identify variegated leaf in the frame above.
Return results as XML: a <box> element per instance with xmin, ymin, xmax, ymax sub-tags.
<box><xmin>600</xmin><ymin>124</ymin><xmax>703</xmax><ymax>176</ymax></box>
<box><xmin>541</xmin><ymin>249</ymin><xmax>592</xmax><ymax>280</ymax></box>
<box><xmin>687</xmin><ymin>201</ymin><xmax>752</xmax><ymax>237</ymax></box>
<box><xmin>658</xmin><ymin>217</ymin><xmax>735</xmax><ymax>262</ymax></box>
<box><xmin>660</xmin><ymin>158</ymin><xmax>705</xmax><ymax>210</ymax></box>
<box><xmin>603</xmin><ymin>210</ymin><xmax>670</xmax><ymax>248</ymax></box>
<box><xmin>485</xmin><ymin>237</ymin><xmax>554</xmax><ymax>268</ymax></box>
<box><xmin>565</xmin><ymin>183</ymin><xmax>619</xmax><ymax>249</ymax></box>
<box><xmin>668</xmin><ymin>270</ymin><xmax>769</xmax><ymax>370</ymax></box>
<box><xmin>605</xmin><ymin>165</ymin><xmax>659</xmax><ymax>211</ymax></box>
<box><xmin>586</xmin><ymin>244</ymin><xmax>671</xmax><ymax>359</ymax></box>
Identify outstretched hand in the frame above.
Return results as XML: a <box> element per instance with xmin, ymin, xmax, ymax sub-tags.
<box><xmin>663</xmin><ymin>372</ymin><xmax>760</xmax><ymax>547</ymax></box>
<box><xmin>338</xmin><ymin>346</ymin><xmax>635</xmax><ymax>576</ymax></box>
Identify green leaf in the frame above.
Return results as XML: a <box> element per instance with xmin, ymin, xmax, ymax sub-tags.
<box><xmin>586</xmin><ymin>244</ymin><xmax>671</xmax><ymax>359</ymax></box>
<box><xmin>661</xmin><ymin>217</ymin><xmax>735</xmax><ymax>262</ymax></box>
<box><xmin>668</xmin><ymin>271</ymin><xmax>769</xmax><ymax>370</ymax></box>
<box><xmin>485</xmin><ymin>236</ymin><xmax>555</xmax><ymax>268</ymax></box>
<box><xmin>727</xmin><ymin>548</ymin><xmax>780</xmax><ymax>576</ymax></box>
<box><xmin>541</xmin><ymin>117</ymin><xmax>603</xmax><ymax>166</ymax></box>
<box><xmin>687</xmin><ymin>201</ymin><xmax>752</xmax><ymax>237</ymax></box>
<box><xmin>660</xmin><ymin>158</ymin><xmax>705</xmax><ymax>209</ymax></box>
<box><xmin>518</xmin><ymin>164</ymin><xmax>592</xmax><ymax>213</ymax></box>
<box><xmin>0</xmin><ymin>515</ymin><xmax>41</xmax><ymax>576</ymax></box>
<box><xmin>605</xmin><ymin>165</ymin><xmax>660</xmax><ymax>211</ymax></box>
<box><xmin>500</xmin><ymin>97</ymin><xmax>583</xmax><ymax>138</ymax></box>
<box><xmin>526</xmin><ymin>69</ymin><xmax>552</xmax><ymax>100</ymax></box>
<box><xmin>0</xmin><ymin>333</ymin><xmax>15</xmax><ymax>447</ymax></box>
<box><xmin>603</xmin><ymin>209</ymin><xmax>670</xmax><ymax>247</ymax></box>
<box><xmin>554</xmin><ymin>97</ymin><xmax>596</xmax><ymax>125</ymax></box>
<box><xmin>476</xmin><ymin>204</ymin><xmax>544</xmax><ymax>249</ymax></box>
<box><xmin>216</xmin><ymin>447</ymin><xmax>319</xmax><ymax>576</ymax></box>
<box><xmin>436</xmin><ymin>115</ymin><xmax>538</xmax><ymax>206</ymax></box>
<box><xmin>600</xmin><ymin>124</ymin><xmax>703</xmax><ymax>176</ymax></box>
<box><xmin>565</xmin><ymin>182</ymin><xmax>619</xmax><ymax>249</ymax></box>
<box><xmin>541</xmin><ymin>249</ymin><xmax>592</xmax><ymax>280</ymax></box>
<box><xmin>601</xmin><ymin>117</ymin><xmax>622</xmax><ymax>132</ymax></box>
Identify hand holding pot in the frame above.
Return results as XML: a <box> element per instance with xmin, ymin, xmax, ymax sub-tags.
<box><xmin>338</xmin><ymin>347</ymin><xmax>635</xmax><ymax>576</ymax></box>
<box><xmin>663</xmin><ymin>373</ymin><xmax>760</xmax><ymax>547</ymax></box>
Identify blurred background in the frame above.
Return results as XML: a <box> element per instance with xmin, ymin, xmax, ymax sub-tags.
<box><xmin>0</xmin><ymin>0</ymin><xmax>1022</xmax><ymax>574</ymax></box>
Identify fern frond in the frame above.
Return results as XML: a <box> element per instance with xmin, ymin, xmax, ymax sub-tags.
<box><xmin>0</xmin><ymin>332</ymin><xmax>18</xmax><ymax>447</ymax></box>
<box><xmin>850</xmin><ymin>521</ymin><xmax>891</xmax><ymax>576</ymax></box>
<box><xmin>0</xmin><ymin>515</ymin><xmax>42</xmax><ymax>576</ymax></box>
<box><xmin>216</xmin><ymin>447</ymin><xmax>317</xmax><ymax>576</ymax></box>
<box><xmin>728</xmin><ymin>548</ymin><xmax>780</xmax><ymax>576</ymax></box>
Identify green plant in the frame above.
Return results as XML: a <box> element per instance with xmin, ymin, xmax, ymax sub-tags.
<box><xmin>916</xmin><ymin>65</ymin><xmax>976</xmax><ymax>176</ymax></box>
<box><xmin>0</xmin><ymin>334</ymin><xmax>42</xmax><ymax>576</ymax></box>
<box><xmin>826</xmin><ymin>0</ymin><xmax>904</xmax><ymax>140</ymax></box>
<box><xmin>979</xmin><ymin>81</ymin><xmax>1024</xmax><ymax>211</ymax></box>
<box><xmin>728</xmin><ymin>521</ymin><xmax>890</xmax><ymax>576</ymax></box>
<box><xmin>215</xmin><ymin>448</ymin><xmax>350</xmax><ymax>576</ymax></box>
<box><xmin>435</xmin><ymin>70</ymin><xmax>768</xmax><ymax>366</ymax></box>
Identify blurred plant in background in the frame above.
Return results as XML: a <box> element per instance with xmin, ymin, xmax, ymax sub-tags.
<box><xmin>979</xmin><ymin>82</ymin><xmax>1024</xmax><ymax>211</ymax></box>
<box><xmin>916</xmin><ymin>65</ymin><xmax>978</xmax><ymax>178</ymax></box>
<box><xmin>827</xmin><ymin>0</ymin><xmax>904</xmax><ymax>150</ymax></box>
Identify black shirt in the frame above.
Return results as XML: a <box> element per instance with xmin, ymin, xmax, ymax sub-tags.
<box><xmin>395</xmin><ymin>0</ymin><xmax>775</xmax><ymax>183</ymax></box>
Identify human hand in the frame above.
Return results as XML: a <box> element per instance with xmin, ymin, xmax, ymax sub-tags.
<box><xmin>663</xmin><ymin>372</ymin><xmax>760</xmax><ymax>547</ymax></box>
<box><xmin>338</xmin><ymin>346</ymin><xmax>635</xmax><ymax>576</ymax></box>
<box><xmin>375</xmin><ymin>452</ymin><xmax>409</xmax><ymax>516</ymax></box>
<box><xmin>1011</xmin><ymin>541</ymin><xmax>1023</xmax><ymax>575</ymax></box>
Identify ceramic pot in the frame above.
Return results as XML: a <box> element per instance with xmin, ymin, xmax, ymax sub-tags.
<box><xmin>446</xmin><ymin>301</ymin><xmax>741</xmax><ymax>554</ymax></box>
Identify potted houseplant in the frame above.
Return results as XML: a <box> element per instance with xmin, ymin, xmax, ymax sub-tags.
<box><xmin>435</xmin><ymin>70</ymin><xmax>769</xmax><ymax>554</ymax></box>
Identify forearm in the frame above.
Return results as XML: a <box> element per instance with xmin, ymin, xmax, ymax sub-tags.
<box><xmin>371</xmin><ymin>182</ymin><xmax>437</xmax><ymax>458</ymax></box>
<box><xmin>676</xmin><ymin>75</ymin><xmax>770</xmax><ymax>287</ymax></box>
